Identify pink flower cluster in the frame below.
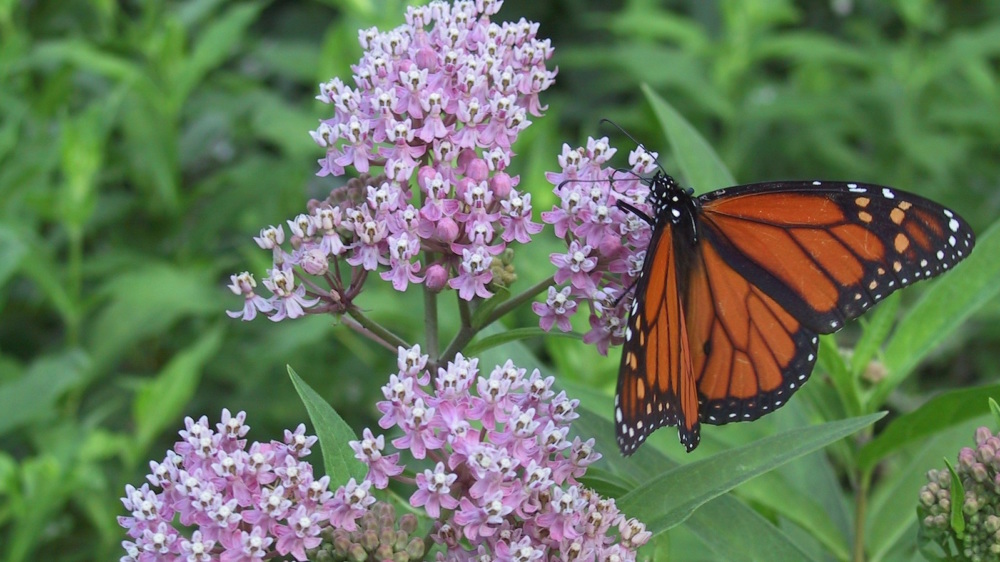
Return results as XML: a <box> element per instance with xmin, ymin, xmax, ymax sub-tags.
<box><xmin>228</xmin><ymin>0</ymin><xmax>555</xmax><ymax>322</ymax></box>
<box><xmin>534</xmin><ymin>138</ymin><xmax>659</xmax><ymax>354</ymax></box>
<box><xmin>352</xmin><ymin>345</ymin><xmax>651</xmax><ymax>560</ymax></box>
<box><xmin>118</xmin><ymin>410</ymin><xmax>374</xmax><ymax>562</ymax></box>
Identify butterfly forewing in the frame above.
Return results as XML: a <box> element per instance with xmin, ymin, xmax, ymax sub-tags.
<box><xmin>698</xmin><ymin>181</ymin><xmax>975</xmax><ymax>334</ymax></box>
<box><xmin>616</xmin><ymin>224</ymin><xmax>700</xmax><ymax>455</ymax></box>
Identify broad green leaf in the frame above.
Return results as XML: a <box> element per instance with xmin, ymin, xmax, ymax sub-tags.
<box><xmin>684</xmin><ymin>492</ymin><xmax>820</xmax><ymax>562</ymax></box>
<box><xmin>617</xmin><ymin>413</ymin><xmax>883</xmax><ymax>533</ymax></box>
<box><xmin>735</xmin><ymin>459</ymin><xmax>850</xmax><ymax>560</ymax></box>
<box><xmin>642</xmin><ymin>83</ymin><xmax>736</xmax><ymax>191</ymax></box>
<box><xmin>89</xmin><ymin>262</ymin><xmax>220</xmax><ymax>370</ymax></box>
<box><xmin>859</xmin><ymin>384</ymin><xmax>1000</xmax><ymax>471</ymax></box>
<box><xmin>178</xmin><ymin>2</ymin><xmax>265</xmax><ymax>102</ymax></box>
<box><xmin>0</xmin><ymin>224</ymin><xmax>28</xmax><ymax>288</ymax></box>
<box><xmin>133</xmin><ymin>326</ymin><xmax>224</xmax><ymax>454</ymax></box>
<box><xmin>288</xmin><ymin>367</ymin><xmax>366</xmax><ymax>484</ymax></box>
<box><xmin>878</xmin><ymin>219</ymin><xmax>1000</xmax><ymax>407</ymax></box>
<box><xmin>0</xmin><ymin>351</ymin><xmax>85</xmax><ymax>436</ymax></box>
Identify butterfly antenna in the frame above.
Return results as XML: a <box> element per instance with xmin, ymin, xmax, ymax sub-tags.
<box><xmin>599</xmin><ymin>118</ymin><xmax>668</xmax><ymax>176</ymax></box>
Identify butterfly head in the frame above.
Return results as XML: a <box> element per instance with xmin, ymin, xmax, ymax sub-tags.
<box><xmin>646</xmin><ymin>171</ymin><xmax>700</xmax><ymax>242</ymax></box>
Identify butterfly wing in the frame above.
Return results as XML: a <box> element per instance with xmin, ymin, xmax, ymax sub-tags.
<box><xmin>698</xmin><ymin>181</ymin><xmax>975</xmax><ymax>334</ymax></box>
<box><xmin>684</xmin><ymin>237</ymin><xmax>820</xmax><ymax>432</ymax></box>
<box><xmin>616</xmin><ymin>223</ymin><xmax>701</xmax><ymax>455</ymax></box>
<box><xmin>685</xmin><ymin>180</ymin><xmax>975</xmax><ymax>426</ymax></box>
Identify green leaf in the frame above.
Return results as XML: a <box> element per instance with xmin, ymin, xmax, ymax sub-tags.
<box><xmin>991</xmin><ymin>398</ymin><xmax>1000</xmax><ymax>428</ymax></box>
<box><xmin>616</xmin><ymin>413</ymin><xmax>883</xmax><ymax>533</ymax></box>
<box><xmin>850</xmin><ymin>292</ymin><xmax>900</xmax><ymax>377</ymax></box>
<box><xmin>859</xmin><ymin>384</ymin><xmax>1000</xmax><ymax>471</ymax></box>
<box><xmin>0</xmin><ymin>351</ymin><xmax>86</xmax><ymax>437</ymax></box>
<box><xmin>464</xmin><ymin>327</ymin><xmax>579</xmax><ymax>357</ymax></box>
<box><xmin>288</xmin><ymin>366</ymin><xmax>366</xmax><ymax>484</ymax></box>
<box><xmin>177</xmin><ymin>2</ymin><xmax>265</xmax><ymax>103</ymax></box>
<box><xmin>877</xmin><ymin>219</ymin><xmax>1000</xmax><ymax>407</ymax></box>
<box><xmin>133</xmin><ymin>326</ymin><xmax>224</xmax><ymax>454</ymax></box>
<box><xmin>944</xmin><ymin>458</ymin><xmax>966</xmax><ymax>538</ymax></box>
<box><xmin>684</xmin><ymin>493</ymin><xmax>820</xmax><ymax>562</ymax></box>
<box><xmin>642</xmin><ymin>83</ymin><xmax>736</xmax><ymax>191</ymax></box>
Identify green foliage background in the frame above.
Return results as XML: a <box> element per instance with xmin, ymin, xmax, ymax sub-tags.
<box><xmin>1</xmin><ymin>0</ymin><xmax>998</xmax><ymax>560</ymax></box>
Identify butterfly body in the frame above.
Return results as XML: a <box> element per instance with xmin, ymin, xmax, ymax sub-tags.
<box><xmin>615</xmin><ymin>172</ymin><xmax>975</xmax><ymax>455</ymax></box>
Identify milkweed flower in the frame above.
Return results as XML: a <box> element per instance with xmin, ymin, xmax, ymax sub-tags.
<box><xmin>536</xmin><ymin>138</ymin><xmax>659</xmax><ymax>353</ymax></box>
<box><xmin>228</xmin><ymin>0</ymin><xmax>555</xmax><ymax>322</ymax></box>
<box><xmin>919</xmin><ymin>425</ymin><xmax>1000</xmax><ymax>561</ymax></box>
<box><xmin>352</xmin><ymin>346</ymin><xmax>651</xmax><ymax>559</ymax></box>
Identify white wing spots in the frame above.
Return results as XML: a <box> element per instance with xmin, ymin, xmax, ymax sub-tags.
<box><xmin>636</xmin><ymin>421</ymin><xmax>643</xmax><ymax>430</ymax></box>
<box><xmin>625</xmin><ymin>327</ymin><xmax>632</xmax><ymax>341</ymax></box>
<box><xmin>671</xmin><ymin>208</ymin><xmax>681</xmax><ymax>218</ymax></box>
<box><xmin>920</xmin><ymin>259</ymin><xmax>928</xmax><ymax>267</ymax></box>
<box><xmin>882</xmin><ymin>188</ymin><xmax>895</xmax><ymax>199</ymax></box>
<box><xmin>615</xmin><ymin>407</ymin><xmax>622</xmax><ymax>423</ymax></box>
<box><xmin>807</xmin><ymin>353</ymin><xmax>815</xmax><ymax>362</ymax></box>
<box><xmin>812</xmin><ymin>181</ymin><xmax>822</xmax><ymax>186</ymax></box>
<box><xmin>849</xmin><ymin>184</ymin><xmax>867</xmax><ymax>193</ymax></box>
<box><xmin>949</xmin><ymin>218</ymin><xmax>960</xmax><ymax>232</ymax></box>
<box><xmin>949</xmin><ymin>236</ymin><xmax>957</xmax><ymax>247</ymax></box>
<box><xmin>937</xmin><ymin>250</ymin><xmax>945</xmax><ymax>260</ymax></box>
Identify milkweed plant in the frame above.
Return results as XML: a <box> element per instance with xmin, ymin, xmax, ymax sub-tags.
<box><xmin>118</xmin><ymin>1</ymin><xmax>652</xmax><ymax>560</ymax></box>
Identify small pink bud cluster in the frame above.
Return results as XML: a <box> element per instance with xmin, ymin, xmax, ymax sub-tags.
<box><xmin>919</xmin><ymin>426</ymin><xmax>1000</xmax><ymax>560</ymax></box>
<box><xmin>534</xmin><ymin>138</ymin><xmax>659</xmax><ymax>354</ymax></box>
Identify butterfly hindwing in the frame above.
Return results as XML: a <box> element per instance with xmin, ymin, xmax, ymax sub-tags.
<box><xmin>698</xmin><ymin>181</ymin><xmax>975</xmax><ymax>334</ymax></box>
<box><xmin>616</xmin><ymin>224</ymin><xmax>700</xmax><ymax>455</ymax></box>
<box><xmin>685</xmin><ymin>238</ymin><xmax>820</xmax><ymax>428</ymax></box>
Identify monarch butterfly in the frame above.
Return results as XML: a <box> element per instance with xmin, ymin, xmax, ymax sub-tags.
<box><xmin>615</xmin><ymin>171</ymin><xmax>975</xmax><ymax>455</ymax></box>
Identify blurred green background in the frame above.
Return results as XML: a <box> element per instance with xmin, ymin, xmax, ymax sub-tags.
<box><xmin>1</xmin><ymin>0</ymin><xmax>998</xmax><ymax>560</ymax></box>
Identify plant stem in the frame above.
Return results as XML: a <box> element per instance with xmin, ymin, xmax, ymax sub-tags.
<box><xmin>474</xmin><ymin>274</ymin><xmax>555</xmax><ymax>330</ymax></box>
<box><xmin>853</xmin><ymin>468</ymin><xmax>871</xmax><ymax>562</ymax></box>
<box><xmin>345</xmin><ymin>306</ymin><xmax>410</xmax><ymax>351</ymax></box>
<box><xmin>425</xmin><ymin>286</ymin><xmax>439</xmax><ymax>364</ymax></box>
<box><xmin>438</xmin><ymin>294</ymin><xmax>475</xmax><ymax>366</ymax></box>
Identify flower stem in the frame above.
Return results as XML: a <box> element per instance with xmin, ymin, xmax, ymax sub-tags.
<box><xmin>852</xmin><ymin>468</ymin><xmax>871</xmax><ymax>562</ymax></box>
<box><xmin>438</xmin><ymin>294</ymin><xmax>475</xmax><ymax>366</ymax></box>
<box><xmin>473</xmin><ymin>275</ymin><xmax>555</xmax><ymax>330</ymax></box>
<box><xmin>425</xmin><ymin>285</ymin><xmax>439</xmax><ymax>364</ymax></box>
<box><xmin>345</xmin><ymin>306</ymin><xmax>410</xmax><ymax>351</ymax></box>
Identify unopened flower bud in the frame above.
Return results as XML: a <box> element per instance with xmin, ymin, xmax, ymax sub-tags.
<box><xmin>465</xmin><ymin>158</ymin><xmax>489</xmax><ymax>182</ymax></box>
<box><xmin>436</xmin><ymin>217</ymin><xmax>460</xmax><ymax>242</ymax></box>
<box><xmin>300</xmin><ymin>248</ymin><xmax>329</xmax><ymax>275</ymax></box>
<box><xmin>425</xmin><ymin>264</ymin><xmax>449</xmax><ymax>292</ymax></box>
<box><xmin>490</xmin><ymin>171</ymin><xmax>512</xmax><ymax>199</ymax></box>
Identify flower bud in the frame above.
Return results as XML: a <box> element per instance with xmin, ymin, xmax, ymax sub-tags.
<box><xmin>436</xmin><ymin>217</ymin><xmax>460</xmax><ymax>242</ymax></box>
<box><xmin>361</xmin><ymin>529</ymin><xmax>380</xmax><ymax>551</ymax></box>
<box><xmin>976</xmin><ymin>426</ymin><xmax>993</xmax><ymax>446</ymax></box>
<box><xmin>490</xmin><ymin>171</ymin><xmax>512</xmax><ymax>199</ymax></box>
<box><xmin>399</xmin><ymin>513</ymin><xmax>417</xmax><ymax>534</ymax></box>
<box><xmin>425</xmin><ymin>263</ymin><xmax>449</xmax><ymax>292</ymax></box>
<box><xmin>406</xmin><ymin>537</ymin><xmax>425</xmax><ymax>559</ymax></box>
<box><xmin>300</xmin><ymin>248</ymin><xmax>329</xmax><ymax>275</ymax></box>
<box><xmin>465</xmin><ymin>158</ymin><xmax>489</xmax><ymax>182</ymax></box>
